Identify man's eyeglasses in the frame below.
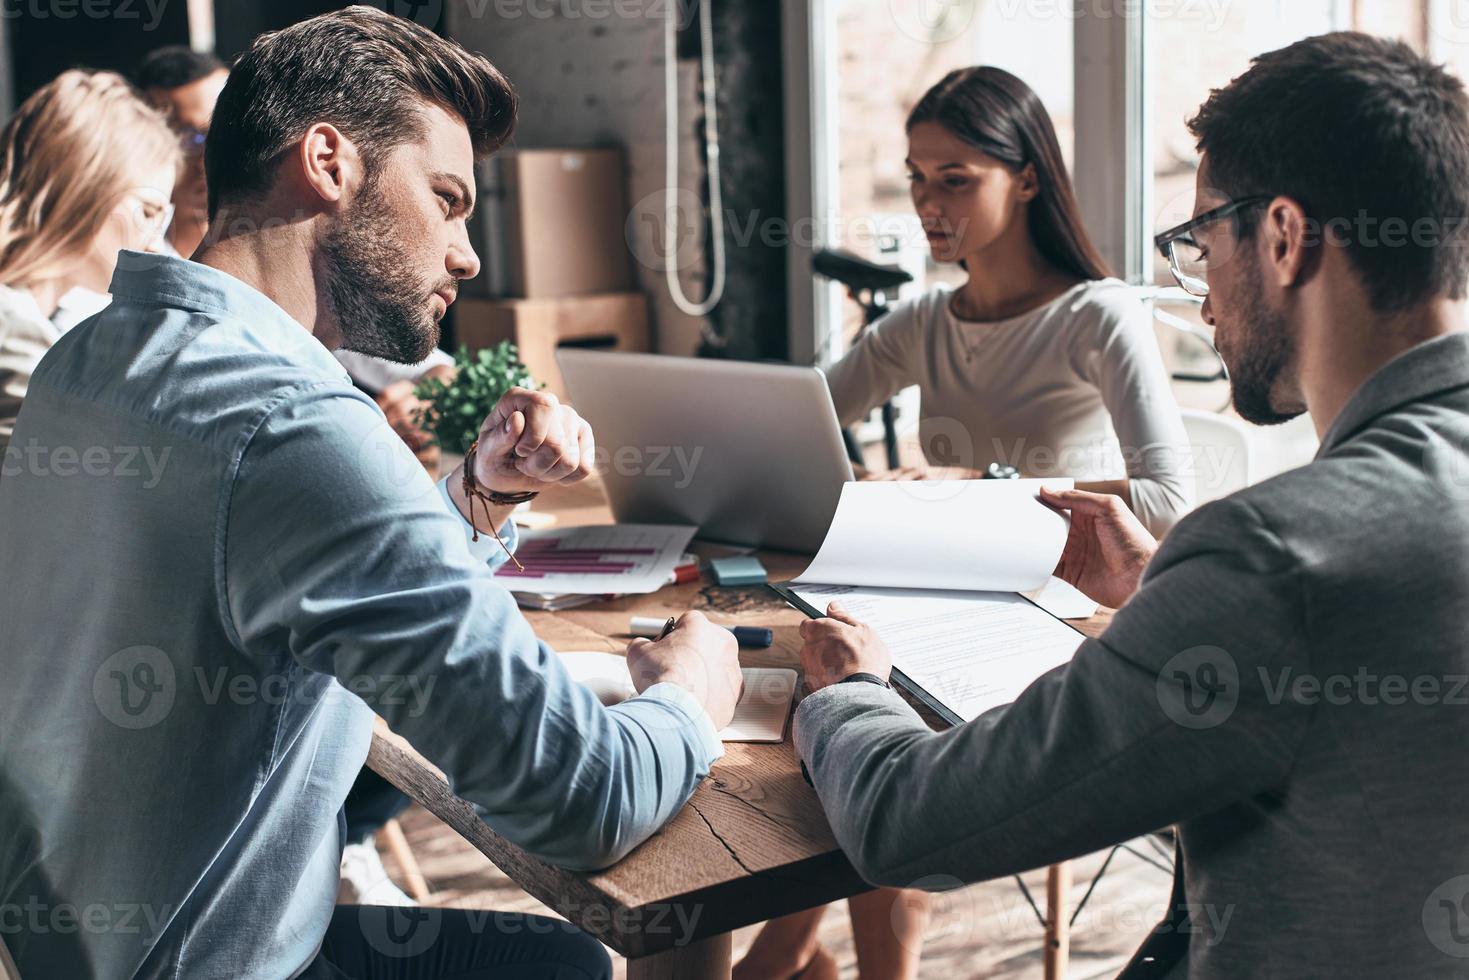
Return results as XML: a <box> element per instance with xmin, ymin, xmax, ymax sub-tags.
<box><xmin>1154</xmin><ymin>195</ymin><xmax>1272</xmax><ymax>297</ymax></box>
<box><xmin>176</xmin><ymin>126</ymin><xmax>207</xmax><ymax>157</ymax></box>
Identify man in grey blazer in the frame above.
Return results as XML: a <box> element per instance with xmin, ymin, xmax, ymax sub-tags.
<box><xmin>793</xmin><ymin>32</ymin><xmax>1469</xmax><ymax>978</ymax></box>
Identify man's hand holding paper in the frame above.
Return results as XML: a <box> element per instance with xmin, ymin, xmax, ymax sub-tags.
<box><xmin>1039</xmin><ymin>486</ymin><xmax>1159</xmax><ymax>610</ymax></box>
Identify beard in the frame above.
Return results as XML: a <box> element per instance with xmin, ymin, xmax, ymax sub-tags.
<box><xmin>322</xmin><ymin>177</ymin><xmax>452</xmax><ymax>364</ymax></box>
<box><xmin>1223</xmin><ymin>255</ymin><xmax>1304</xmax><ymax>426</ymax></box>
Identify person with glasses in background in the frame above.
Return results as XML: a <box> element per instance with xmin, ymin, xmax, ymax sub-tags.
<box><xmin>793</xmin><ymin>32</ymin><xmax>1469</xmax><ymax>978</ymax></box>
<box><xmin>0</xmin><ymin>69</ymin><xmax>179</xmax><ymax>452</ymax></box>
<box><xmin>133</xmin><ymin>46</ymin><xmax>229</xmax><ymax>260</ymax></box>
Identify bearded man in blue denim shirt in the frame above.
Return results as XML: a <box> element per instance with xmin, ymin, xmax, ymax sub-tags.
<box><xmin>0</xmin><ymin>9</ymin><xmax>741</xmax><ymax>979</ymax></box>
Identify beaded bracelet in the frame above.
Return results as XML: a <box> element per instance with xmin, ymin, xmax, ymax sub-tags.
<box><xmin>461</xmin><ymin>438</ymin><xmax>538</xmax><ymax>571</ymax></box>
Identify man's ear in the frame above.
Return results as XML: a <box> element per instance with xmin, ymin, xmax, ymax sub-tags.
<box><xmin>297</xmin><ymin>122</ymin><xmax>362</xmax><ymax>208</ymax></box>
<box><xmin>1261</xmin><ymin>196</ymin><xmax>1315</xmax><ymax>289</ymax></box>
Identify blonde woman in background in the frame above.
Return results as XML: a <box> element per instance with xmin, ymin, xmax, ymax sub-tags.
<box><xmin>0</xmin><ymin>69</ymin><xmax>179</xmax><ymax>451</ymax></box>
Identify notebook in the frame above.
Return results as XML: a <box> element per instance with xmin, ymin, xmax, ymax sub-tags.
<box><xmin>555</xmin><ymin>652</ymin><xmax>796</xmax><ymax>743</ymax></box>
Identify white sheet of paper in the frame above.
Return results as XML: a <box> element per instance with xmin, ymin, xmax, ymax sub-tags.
<box><xmin>493</xmin><ymin>524</ymin><xmax>697</xmax><ymax>595</ymax></box>
<box><xmin>793</xmin><ymin>479</ymin><xmax>1073</xmax><ymax>594</ymax></box>
<box><xmin>720</xmin><ymin>668</ymin><xmax>798</xmax><ymax>742</ymax></box>
<box><xmin>555</xmin><ymin>652</ymin><xmax>795</xmax><ymax>743</ymax></box>
<box><xmin>789</xmin><ymin>584</ymin><xmax>1084</xmax><ymax>723</ymax></box>
<box><xmin>1022</xmin><ymin>576</ymin><xmax>1101</xmax><ymax>620</ymax></box>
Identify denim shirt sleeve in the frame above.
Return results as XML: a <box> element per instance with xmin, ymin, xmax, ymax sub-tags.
<box><xmin>434</xmin><ymin>473</ymin><xmax>521</xmax><ymax>570</ymax></box>
<box><xmin>222</xmin><ymin>386</ymin><xmax>722</xmax><ymax>870</ymax></box>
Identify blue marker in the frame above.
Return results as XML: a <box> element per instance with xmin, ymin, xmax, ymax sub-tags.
<box><xmin>629</xmin><ymin>617</ymin><xmax>773</xmax><ymax>648</ymax></box>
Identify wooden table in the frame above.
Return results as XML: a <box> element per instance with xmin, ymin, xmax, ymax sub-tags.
<box><xmin>368</xmin><ymin>478</ymin><xmax>1113</xmax><ymax>978</ymax></box>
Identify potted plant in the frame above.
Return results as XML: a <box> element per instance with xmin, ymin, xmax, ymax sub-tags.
<box><xmin>413</xmin><ymin>342</ymin><xmax>539</xmax><ymax>457</ymax></box>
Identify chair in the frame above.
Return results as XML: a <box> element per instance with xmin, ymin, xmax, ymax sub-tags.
<box><xmin>1</xmin><ymin>934</ymin><xmax>21</xmax><ymax>980</ymax></box>
<box><xmin>377</xmin><ymin>818</ymin><xmax>433</xmax><ymax>903</ymax></box>
<box><xmin>1180</xmin><ymin>408</ymin><xmax>1253</xmax><ymax>504</ymax></box>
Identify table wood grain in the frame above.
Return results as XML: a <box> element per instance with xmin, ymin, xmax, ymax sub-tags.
<box><xmin>367</xmin><ymin>478</ymin><xmax>1113</xmax><ymax>964</ymax></box>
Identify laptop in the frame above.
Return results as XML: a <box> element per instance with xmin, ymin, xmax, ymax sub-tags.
<box><xmin>556</xmin><ymin>350</ymin><xmax>854</xmax><ymax>553</ymax></box>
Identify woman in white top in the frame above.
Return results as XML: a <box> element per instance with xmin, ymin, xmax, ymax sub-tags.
<box><xmin>0</xmin><ymin>70</ymin><xmax>179</xmax><ymax>452</ymax></box>
<box><xmin>829</xmin><ymin>66</ymin><xmax>1192</xmax><ymax>538</ymax></box>
<box><xmin>737</xmin><ymin>68</ymin><xmax>1192</xmax><ymax>980</ymax></box>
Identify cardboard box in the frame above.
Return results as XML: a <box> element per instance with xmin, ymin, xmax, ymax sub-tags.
<box><xmin>472</xmin><ymin>147</ymin><xmax>635</xmax><ymax>299</ymax></box>
<box><xmin>454</xmin><ymin>293</ymin><xmax>650</xmax><ymax>401</ymax></box>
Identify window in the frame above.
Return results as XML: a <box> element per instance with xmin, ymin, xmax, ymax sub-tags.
<box><xmin>788</xmin><ymin>0</ymin><xmax>1448</xmax><ymax>472</ymax></box>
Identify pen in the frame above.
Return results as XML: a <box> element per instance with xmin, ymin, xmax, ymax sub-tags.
<box><xmin>631</xmin><ymin>616</ymin><xmax>774</xmax><ymax>648</ymax></box>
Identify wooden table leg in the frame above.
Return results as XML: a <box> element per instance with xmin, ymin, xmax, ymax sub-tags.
<box><xmin>1044</xmin><ymin>861</ymin><xmax>1072</xmax><ymax>980</ymax></box>
<box><xmin>627</xmin><ymin>932</ymin><xmax>733</xmax><ymax>980</ymax></box>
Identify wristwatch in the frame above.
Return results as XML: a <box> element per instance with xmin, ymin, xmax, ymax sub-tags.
<box><xmin>836</xmin><ymin>671</ymin><xmax>891</xmax><ymax>689</ymax></box>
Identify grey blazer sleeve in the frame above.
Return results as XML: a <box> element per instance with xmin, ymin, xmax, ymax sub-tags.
<box><xmin>794</xmin><ymin>496</ymin><xmax>1313</xmax><ymax>887</ymax></box>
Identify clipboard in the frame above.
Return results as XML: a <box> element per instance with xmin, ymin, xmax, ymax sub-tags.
<box><xmin>769</xmin><ymin>581</ymin><xmax>1086</xmax><ymax>728</ymax></box>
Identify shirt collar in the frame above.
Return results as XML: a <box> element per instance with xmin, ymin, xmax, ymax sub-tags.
<box><xmin>107</xmin><ymin>250</ymin><xmax>350</xmax><ymax>385</ymax></box>
<box><xmin>1317</xmin><ymin>330</ymin><xmax>1469</xmax><ymax>457</ymax></box>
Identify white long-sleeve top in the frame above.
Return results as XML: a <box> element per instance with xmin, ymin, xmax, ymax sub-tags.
<box><xmin>0</xmin><ymin>284</ymin><xmax>60</xmax><ymax>454</ymax></box>
<box><xmin>825</xmin><ymin>278</ymin><xmax>1193</xmax><ymax>535</ymax></box>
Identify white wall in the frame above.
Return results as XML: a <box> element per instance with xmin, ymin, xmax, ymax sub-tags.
<box><xmin>446</xmin><ymin>4</ymin><xmax>708</xmax><ymax>355</ymax></box>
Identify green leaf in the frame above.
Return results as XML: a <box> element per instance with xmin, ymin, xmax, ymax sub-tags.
<box><xmin>411</xmin><ymin>342</ymin><xmax>542</xmax><ymax>456</ymax></box>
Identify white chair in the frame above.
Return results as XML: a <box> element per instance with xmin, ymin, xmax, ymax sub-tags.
<box><xmin>1</xmin><ymin>935</ymin><xmax>21</xmax><ymax>980</ymax></box>
<box><xmin>1180</xmin><ymin>408</ymin><xmax>1253</xmax><ymax>504</ymax></box>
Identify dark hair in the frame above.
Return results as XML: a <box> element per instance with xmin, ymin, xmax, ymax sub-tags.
<box><xmin>134</xmin><ymin>46</ymin><xmax>227</xmax><ymax>92</ymax></box>
<box><xmin>907</xmin><ymin>66</ymin><xmax>1110</xmax><ymax>282</ymax></box>
<box><xmin>1189</xmin><ymin>32</ymin><xmax>1469</xmax><ymax>312</ymax></box>
<box><xmin>205</xmin><ymin>5</ymin><xmax>517</xmax><ymax>218</ymax></box>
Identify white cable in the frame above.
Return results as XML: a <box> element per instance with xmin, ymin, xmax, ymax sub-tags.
<box><xmin>664</xmin><ymin>0</ymin><xmax>726</xmax><ymax>321</ymax></box>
